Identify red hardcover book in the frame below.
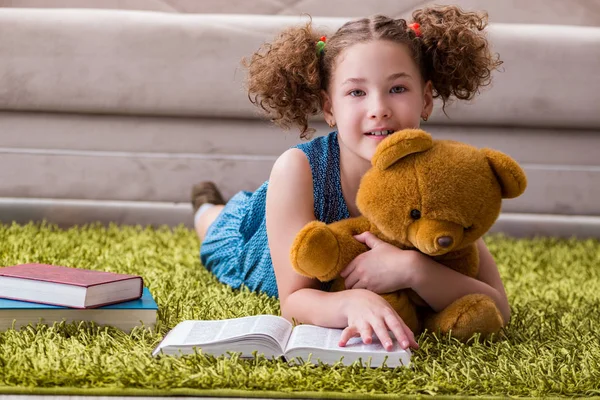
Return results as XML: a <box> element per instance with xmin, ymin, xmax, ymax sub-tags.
<box><xmin>0</xmin><ymin>264</ymin><xmax>143</xmax><ymax>308</ymax></box>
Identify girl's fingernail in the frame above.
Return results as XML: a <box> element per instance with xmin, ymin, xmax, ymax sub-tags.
<box><xmin>402</xmin><ymin>340</ymin><xmax>409</xmax><ymax>348</ymax></box>
<box><xmin>385</xmin><ymin>341</ymin><xmax>392</xmax><ymax>348</ymax></box>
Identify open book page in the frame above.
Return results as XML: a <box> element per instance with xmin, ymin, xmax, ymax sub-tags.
<box><xmin>285</xmin><ymin>324</ymin><xmax>341</xmax><ymax>350</ymax></box>
<box><xmin>152</xmin><ymin>315</ymin><xmax>292</xmax><ymax>357</ymax></box>
<box><xmin>284</xmin><ymin>324</ymin><xmax>411</xmax><ymax>368</ymax></box>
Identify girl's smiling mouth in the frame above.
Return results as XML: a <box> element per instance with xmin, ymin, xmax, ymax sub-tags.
<box><xmin>365</xmin><ymin>129</ymin><xmax>395</xmax><ymax>139</ymax></box>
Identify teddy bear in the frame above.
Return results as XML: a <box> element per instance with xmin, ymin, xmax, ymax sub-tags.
<box><xmin>290</xmin><ymin>129</ymin><xmax>527</xmax><ymax>342</ymax></box>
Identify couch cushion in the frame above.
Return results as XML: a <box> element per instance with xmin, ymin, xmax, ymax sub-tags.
<box><xmin>2</xmin><ymin>110</ymin><xmax>599</xmax><ymax>217</ymax></box>
<box><xmin>1</xmin><ymin>9</ymin><xmax>599</xmax><ymax>129</ymax></box>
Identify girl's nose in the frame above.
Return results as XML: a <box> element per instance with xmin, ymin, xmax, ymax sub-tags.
<box><xmin>369</xmin><ymin>98</ymin><xmax>392</xmax><ymax>119</ymax></box>
<box><xmin>370</xmin><ymin>111</ymin><xmax>390</xmax><ymax>119</ymax></box>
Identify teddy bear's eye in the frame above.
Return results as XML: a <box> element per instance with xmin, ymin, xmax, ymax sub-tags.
<box><xmin>410</xmin><ymin>209</ymin><xmax>421</xmax><ymax>220</ymax></box>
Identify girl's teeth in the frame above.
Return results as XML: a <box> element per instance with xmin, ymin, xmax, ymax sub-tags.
<box><xmin>369</xmin><ymin>130</ymin><xmax>394</xmax><ymax>136</ymax></box>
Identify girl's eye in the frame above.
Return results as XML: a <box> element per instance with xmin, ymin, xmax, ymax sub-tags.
<box><xmin>349</xmin><ymin>89</ymin><xmax>365</xmax><ymax>97</ymax></box>
<box><xmin>391</xmin><ymin>86</ymin><xmax>406</xmax><ymax>94</ymax></box>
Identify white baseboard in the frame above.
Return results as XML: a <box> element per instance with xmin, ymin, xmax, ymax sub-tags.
<box><xmin>0</xmin><ymin>197</ymin><xmax>599</xmax><ymax>238</ymax></box>
<box><xmin>489</xmin><ymin>212</ymin><xmax>600</xmax><ymax>238</ymax></box>
<box><xmin>0</xmin><ymin>197</ymin><xmax>194</xmax><ymax>228</ymax></box>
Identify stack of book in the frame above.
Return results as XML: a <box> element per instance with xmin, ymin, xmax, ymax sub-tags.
<box><xmin>0</xmin><ymin>263</ymin><xmax>157</xmax><ymax>332</ymax></box>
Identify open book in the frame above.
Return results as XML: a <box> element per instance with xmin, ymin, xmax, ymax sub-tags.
<box><xmin>152</xmin><ymin>315</ymin><xmax>411</xmax><ymax>368</ymax></box>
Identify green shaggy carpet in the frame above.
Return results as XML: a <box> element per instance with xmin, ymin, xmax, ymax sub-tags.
<box><xmin>0</xmin><ymin>222</ymin><xmax>599</xmax><ymax>398</ymax></box>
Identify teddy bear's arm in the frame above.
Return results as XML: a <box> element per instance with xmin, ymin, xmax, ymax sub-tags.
<box><xmin>290</xmin><ymin>216</ymin><xmax>371</xmax><ymax>282</ymax></box>
<box><xmin>327</xmin><ymin>216</ymin><xmax>372</xmax><ymax>238</ymax></box>
<box><xmin>433</xmin><ymin>243</ymin><xmax>480</xmax><ymax>278</ymax></box>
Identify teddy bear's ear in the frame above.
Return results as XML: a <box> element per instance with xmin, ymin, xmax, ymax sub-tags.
<box><xmin>482</xmin><ymin>148</ymin><xmax>528</xmax><ymax>199</ymax></box>
<box><xmin>372</xmin><ymin>129</ymin><xmax>433</xmax><ymax>170</ymax></box>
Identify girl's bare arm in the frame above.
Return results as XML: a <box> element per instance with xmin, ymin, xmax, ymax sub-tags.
<box><xmin>266</xmin><ymin>148</ymin><xmax>348</xmax><ymax>328</ymax></box>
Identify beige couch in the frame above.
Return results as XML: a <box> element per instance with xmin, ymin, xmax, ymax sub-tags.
<box><xmin>1</xmin><ymin>3</ymin><xmax>599</xmax><ymax>238</ymax></box>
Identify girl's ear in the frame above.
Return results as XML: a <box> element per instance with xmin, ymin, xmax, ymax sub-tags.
<box><xmin>321</xmin><ymin>90</ymin><xmax>334</xmax><ymax>124</ymax></box>
<box><xmin>422</xmin><ymin>80</ymin><xmax>434</xmax><ymax>120</ymax></box>
<box><xmin>372</xmin><ymin>129</ymin><xmax>433</xmax><ymax>170</ymax></box>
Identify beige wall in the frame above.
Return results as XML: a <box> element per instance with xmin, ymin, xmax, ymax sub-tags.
<box><xmin>1</xmin><ymin>0</ymin><xmax>600</xmax><ymax>26</ymax></box>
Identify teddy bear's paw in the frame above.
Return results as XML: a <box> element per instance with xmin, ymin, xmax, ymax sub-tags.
<box><xmin>290</xmin><ymin>221</ymin><xmax>341</xmax><ymax>281</ymax></box>
<box><xmin>424</xmin><ymin>293</ymin><xmax>504</xmax><ymax>342</ymax></box>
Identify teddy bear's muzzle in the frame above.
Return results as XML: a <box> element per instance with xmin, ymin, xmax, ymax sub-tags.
<box><xmin>407</xmin><ymin>219</ymin><xmax>465</xmax><ymax>256</ymax></box>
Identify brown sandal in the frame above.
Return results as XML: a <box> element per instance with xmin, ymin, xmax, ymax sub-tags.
<box><xmin>191</xmin><ymin>181</ymin><xmax>226</xmax><ymax>213</ymax></box>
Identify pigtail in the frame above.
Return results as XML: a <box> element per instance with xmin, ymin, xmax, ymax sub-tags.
<box><xmin>242</xmin><ymin>22</ymin><xmax>323</xmax><ymax>138</ymax></box>
<box><xmin>412</xmin><ymin>5</ymin><xmax>503</xmax><ymax>107</ymax></box>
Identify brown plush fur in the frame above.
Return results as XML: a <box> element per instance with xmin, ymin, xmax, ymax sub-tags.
<box><xmin>290</xmin><ymin>129</ymin><xmax>527</xmax><ymax>341</ymax></box>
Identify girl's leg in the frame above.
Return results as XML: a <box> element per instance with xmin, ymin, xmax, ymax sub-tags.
<box><xmin>191</xmin><ymin>181</ymin><xmax>226</xmax><ymax>242</ymax></box>
<box><xmin>195</xmin><ymin>204</ymin><xmax>225</xmax><ymax>242</ymax></box>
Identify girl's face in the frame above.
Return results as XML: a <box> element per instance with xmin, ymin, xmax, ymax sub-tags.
<box><xmin>323</xmin><ymin>40</ymin><xmax>433</xmax><ymax>163</ymax></box>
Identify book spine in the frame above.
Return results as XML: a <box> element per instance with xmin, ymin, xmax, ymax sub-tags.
<box><xmin>0</xmin><ymin>295</ymin><xmax>79</xmax><ymax>309</ymax></box>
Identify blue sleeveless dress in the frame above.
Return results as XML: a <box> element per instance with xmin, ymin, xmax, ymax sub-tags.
<box><xmin>200</xmin><ymin>131</ymin><xmax>350</xmax><ymax>298</ymax></box>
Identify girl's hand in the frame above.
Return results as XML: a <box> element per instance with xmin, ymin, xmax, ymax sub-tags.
<box><xmin>338</xmin><ymin>289</ymin><xmax>419</xmax><ymax>351</ymax></box>
<box><xmin>340</xmin><ymin>232</ymin><xmax>419</xmax><ymax>294</ymax></box>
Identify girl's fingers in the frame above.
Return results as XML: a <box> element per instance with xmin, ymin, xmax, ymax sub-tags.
<box><xmin>340</xmin><ymin>260</ymin><xmax>355</xmax><ymax>278</ymax></box>
<box><xmin>338</xmin><ymin>326</ymin><xmax>359</xmax><ymax>347</ymax></box>
<box><xmin>407</xmin><ymin>329</ymin><xmax>418</xmax><ymax>349</ymax></box>
<box><xmin>342</xmin><ymin>252</ymin><xmax>364</xmax><ymax>280</ymax></box>
<box><xmin>370</xmin><ymin>319</ymin><xmax>394</xmax><ymax>351</ymax></box>
<box><xmin>354</xmin><ymin>232</ymin><xmax>383</xmax><ymax>249</ymax></box>
<box><xmin>344</xmin><ymin>272</ymin><xmax>361</xmax><ymax>289</ymax></box>
<box><xmin>343</xmin><ymin>256</ymin><xmax>365</xmax><ymax>288</ymax></box>
<box><xmin>359</xmin><ymin>324</ymin><xmax>373</xmax><ymax>345</ymax></box>
<box><xmin>385</xmin><ymin>314</ymin><xmax>418</xmax><ymax>350</ymax></box>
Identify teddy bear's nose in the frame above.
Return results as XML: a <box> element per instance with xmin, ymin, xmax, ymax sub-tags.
<box><xmin>437</xmin><ymin>236</ymin><xmax>454</xmax><ymax>248</ymax></box>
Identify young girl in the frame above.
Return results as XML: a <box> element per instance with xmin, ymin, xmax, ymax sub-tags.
<box><xmin>191</xmin><ymin>5</ymin><xmax>510</xmax><ymax>352</ymax></box>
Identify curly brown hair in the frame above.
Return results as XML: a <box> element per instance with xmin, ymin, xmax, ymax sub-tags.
<box><xmin>243</xmin><ymin>5</ymin><xmax>502</xmax><ymax>138</ymax></box>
